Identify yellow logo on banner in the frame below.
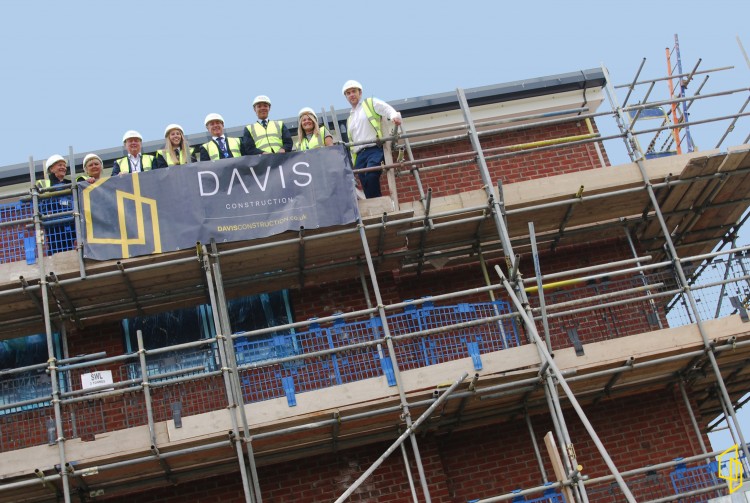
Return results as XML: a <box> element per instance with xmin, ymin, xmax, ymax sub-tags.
<box><xmin>718</xmin><ymin>444</ymin><xmax>745</xmax><ymax>494</ymax></box>
<box><xmin>83</xmin><ymin>173</ymin><xmax>162</xmax><ymax>258</ymax></box>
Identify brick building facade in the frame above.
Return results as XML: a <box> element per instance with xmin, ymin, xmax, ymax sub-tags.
<box><xmin>0</xmin><ymin>69</ymin><xmax>748</xmax><ymax>503</ymax></box>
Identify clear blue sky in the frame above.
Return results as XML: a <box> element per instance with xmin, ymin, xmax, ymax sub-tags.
<box><xmin>1</xmin><ymin>0</ymin><xmax>747</xmax><ymax>454</ymax></box>
<box><xmin>1</xmin><ymin>0</ymin><xmax>747</xmax><ymax>169</ymax></box>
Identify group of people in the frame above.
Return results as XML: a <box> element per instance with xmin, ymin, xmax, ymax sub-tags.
<box><xmin>38</xmin><ymin>80</ymin><xmax>402</xmax><ymax>199</ymax></box>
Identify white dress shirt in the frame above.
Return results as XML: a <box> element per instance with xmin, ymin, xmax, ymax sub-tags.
<box><xmin>128</xmin><ymin>154</ymin><xmax>142</xmax><ymax>172</ymax></box>
<box><xmin>348</xmin><ymin>97</ymin><xmax>401</xmax><ymax>153</ymax></box>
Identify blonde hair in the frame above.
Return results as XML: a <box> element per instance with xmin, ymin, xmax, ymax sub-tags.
<box><xmin>163</xmin><ymin>128</ymin><xmax>192</xmax><ymax>165</ymax></box>
<box><xmin>297</xmin><ymin>111</ymin><xmax>322</xmax><ymax>148</ymax></box>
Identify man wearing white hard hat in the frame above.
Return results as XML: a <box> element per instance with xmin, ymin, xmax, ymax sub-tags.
<box><xmin>155</xmin><ymin>124</ymin><xmax>195</xmax><ymax>168</ymax></box>
<box><xmin>36</xmin><ymin>154</ymin><xmax>70</xmax><ymax>188</ymax></box>
<box><xmin>199</xmin><ymin>113</ymin><xmax>243</xmax><ymax>161</ymax></box>
<box><xmin>342</xmin><ymin>80</ymin><xmax>402</xmax><ymax>199</ymax></box>
<box><xmin>112</xmin><ymin>130</ymin><xmax>155</xmax><ymax>175</ymax></box>
<box><xmin>37</xmin><ymin>155</ymin><xmax>75</xmax><ymax>254</ymax></box>
<box><xmin>242</xmin><ymin>95</ymin><xmax>293</xmax><ymax>155</ymax></box>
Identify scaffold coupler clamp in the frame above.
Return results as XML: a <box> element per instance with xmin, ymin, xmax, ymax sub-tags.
<box><xmin>399</xmin><ymin>404</ymin><xmax>410</xmax><ymax>421</ymax></box>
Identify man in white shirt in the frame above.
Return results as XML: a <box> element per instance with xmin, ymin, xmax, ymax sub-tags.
<box><xmin>342</xmin><ymin>80</ymin><xmax>402</xmax><ymax>198</ymax></box>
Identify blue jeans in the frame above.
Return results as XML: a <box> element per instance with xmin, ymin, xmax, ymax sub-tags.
<box><xmin>354</xmin><ymin>146</ymin><xmax>385</xmax><ymax>198</ymax></box>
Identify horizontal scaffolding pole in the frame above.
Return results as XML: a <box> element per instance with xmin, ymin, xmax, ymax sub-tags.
<box><xmin>567</xmin><ymin>339</ymin><xmax>749</xmax><ymax>384</ymax></box>
<box><xmin>0</xmin><ymin>439</ymin><xmax>234</xmax><ymax>493</ymax></box>
<box><xmin>614</xmin><ymin>65</ymin><xmax>733</xmax><ymax>88</ymax></box>
<box><xmin>532</xmin><ymin>283</ymin><xmax>665</xmax><ymax>313</ymax></box>
<box><xmin>0</xmin><ymin>351</ymin><xmax>106</xmax><ymax>377</ymax></box>
<box><xmin>523</xmin><ymin>256</ymin><xmax>653</xmax><ymax>285</ymax></box>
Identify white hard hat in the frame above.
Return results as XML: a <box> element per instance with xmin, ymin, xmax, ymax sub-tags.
<box><xmin>342</xmin><ymin>80</ymin><xmax>362</xmax><ymax>95</ymax></box>
<box><xmin>252</xmin><ymin>95</ymin><xmax>271</xmax><ymax>107</ymax></box>
<box><xmin>204</xmin><ymin>113</ymin><xmax>224</xmax><ymax>126</ymax></box>
<box><xmin>298</xmin><ymin>107</ymin><xmax>318</xmax><ymax>122</ymax></box>
<box><xmin>164</xmin><ymin>123</ymin><xmax>184</xmax><ymax>137</ymax></box>
<box><xmin>45</xmin><ymin>154</ymin><xmax>66</xmax><ymax>171</ymax></box>
<box><xmin>83</xmin><ymin>153</ymin><xmax>102</xmax><ymax>168</ymax></box>
<box><xmin>122</xmin><ymin>130</ymin><xmax>142</xmax><ymax>143</ymax></box>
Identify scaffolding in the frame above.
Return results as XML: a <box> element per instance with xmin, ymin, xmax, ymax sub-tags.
<box><xmin>0</xmin><ymin>54</ymin><xmax>748</xmax><ymax>503</ymax></box>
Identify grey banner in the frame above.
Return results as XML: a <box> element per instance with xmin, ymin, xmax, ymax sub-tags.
<box><xmin>80</xmin><ymin>146</ymin><xmax>359</xmax><ymax>260</ymax></box>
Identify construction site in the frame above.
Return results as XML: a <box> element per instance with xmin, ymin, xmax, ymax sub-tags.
<box><xmin>0</xmin><ymin>35</ymin><xmax>748</xmax><ymax>503</ymax></box>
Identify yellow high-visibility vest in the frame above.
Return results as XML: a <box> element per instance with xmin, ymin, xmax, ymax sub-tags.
<box><xmin>114</xmin><ymin>155</ymin><xmax>155</xmax><ymax>173</ymax></box>
<box><xmin>202</xmin><ymin>137</ymin><xmax>242</xmax><ymax>160</ymax></box>
<box><xmin>247</xmin><ymin>120</ymin><xmax>284</xmax><ymax>153</ymax></box>
<box><xmin>295</xmin><ymin>126</ymin><xmax>330</xmax><ymax>151</ymax></box>
<box><xmin>346</xmin><ymin>98</ymin><xmax>382</xmax><ymax>164</ymax></box>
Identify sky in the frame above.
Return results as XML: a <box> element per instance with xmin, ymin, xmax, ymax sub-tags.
<box><xmin>0</xmin><ymin>0</ymin><xmax>747</xmax><ymax>459</ymax></box>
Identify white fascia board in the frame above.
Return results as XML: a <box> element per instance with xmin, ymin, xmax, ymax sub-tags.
<box><xmin>404</xmin><ymin>87</ymin><xmax>605</xmax><ymax>135</ymax></box>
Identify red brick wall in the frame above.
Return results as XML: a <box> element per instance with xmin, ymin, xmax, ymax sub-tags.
<box><xmin>101</xmin><ymin>388</ymin><xmax>711</xmax><ymax>503</ymax></box>
<box><xmin>1</xmin><ymin>235</ymin><xmax>665</xmax><ymax>454</ymax></box>
<box><xmin>391</xmin><ymin>120</ymin><xmax>610</xmax><ymax>204</ymax></box>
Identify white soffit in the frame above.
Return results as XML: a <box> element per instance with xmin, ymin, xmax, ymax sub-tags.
<box><xmin>403</xmin><ymin>87</ymin><xmax>605</xmax><ymax>137</ymax></box>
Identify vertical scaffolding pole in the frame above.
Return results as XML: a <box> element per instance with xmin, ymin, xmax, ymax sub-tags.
<box><xmin>583</xmin><ymin>118</ymin><xmax>607</xmax><ymax>168</ymax></box>
<box><xmin>356</xmin><ymin>221</ymin><xmax>433</xmax><ymax>503</ymax></box>
<box><xmin>213</xmin><ymin>246</ymin><xmax>264</xmax><ymax>502</ymax></box>
<box><xmin>359</xmin><ymin>269</ymin><xmax>384</xmax><ymax>359</ymax></box>
<box><xmin>209</xmin><ymin>242</ymin><xmax>251</xmax><ymax>438</ymax></box>
<box><xmin>713</xmin><ymin>241</ymin><xmax>737</xmax><ymax>319</ymax></box>
<box><xmin>673</xmin><ymin>34</ymin><xmax>695</xmax><ymax>152</ymax></box>
<box><xmin>602</xmin><ymin>64</ymin><xmax>750</xmax><ymax>466</ymax></box>
<box><xmin>716</xmin><ymin>392</ymin><xmax>750</xmax><ymax>473</ymax></box>
<box><xmin>136</xmin><ymin>330</ymin><xmax>157</xmax><ymax>448</ymax></box>
<box><xmin>495</xmin><ymin>265</ymin><xmax>637</xmax><ymax>503</ymax></box>
<box><xmin>209</xmin><ymin>242</ymin><xmax>268</xmax><ymax>502</ymax></box>
<box><xmin>529</xmin><ymin>223</ymin><xmax>587</xmax><ymax>501</ymax></box>
<box><xmin>623</xmin><ymin>225</ymin><xmax>663</xmax><ymax>329</ymax></box>
<box><xmin>457</xmin><ymin>88</ymin><xmax>602</xmax><ymax>503</ymax></box>
<box><xmin>477</xmin><ymin>245</ymin><xmax>512</xmax><ymax>348</ymax></box>
<box><xmin>361</xmin><ymin>266</ymin><xmax>417</xmax><ymax>496</ymax></box>
<box><xmin>396</xmin><ymin>121</ymin><xmax>428</xmax><ymax>207</ymax></box>
<box><xmin>400</xmin><ymin>443</ymin><xmax>420</xmax><ymax>503</ymax></box>
<box><xmin>524</xmin><ymin>409</ymin><xmax>549</xmax><ymax>484</ymax></box>
<box><xmin>67</xmin><ymin>147</ymin><xmax>86</xmax><ymax>279</ymax></box>
<box><xmin>201</xmin><ymin>246</ymin><xmax>257</xmax><ymax>503</ymax></box>
<box><xmin>455</xmin><ymin>88</ymin><xmax>517</xmax><ymax>274</ymax></box>
<box><xmin>29</xmin><ymin>156</ymin><xmax>71</xmax><ymax>503</ymax></box>
<box><xmin>677</xmin><ymin>380</ymin><xmax>708</xmax><ymax>456</ymax></box>
<box><xmin>381</xmin><ymin>120</ymin><xmax>400</xmax><ymax>209</ymax></box>
<box><xmin>666</xmin><ymin>45</ymin><xmax>683</xmax><ymax>154</ymax></box>
<box><xmin>529</xmin><ymin>223</ymin><xmax>553</xmax><ymax>352</ymax></box>
<box><xmin>543</xmin><ymin>373</ymin><xmax>589</xmax><ymax>503</ymax></box>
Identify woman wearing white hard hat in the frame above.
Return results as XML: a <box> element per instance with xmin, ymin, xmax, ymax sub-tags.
<box><xmin>155</xmin><ymin>124</ymin><xmax>194</xmax><ymax>168</ymax></box>
<box><xmin>294</xmin><ymin>108</ymin><xmax>333</xmax><ymax>151</ymax></box>
<box><xmin>77</xmin><ymin>153</ymin><xmax>104</xmax><ymax>184</ymax></box>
